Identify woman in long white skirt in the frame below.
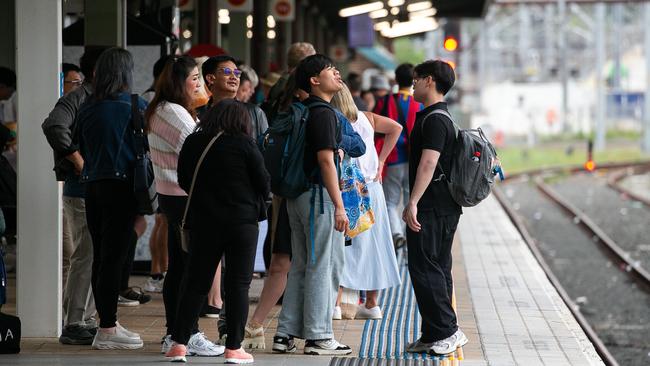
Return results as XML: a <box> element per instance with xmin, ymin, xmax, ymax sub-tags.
<box><xmin>331</xmin><ymin>84</ymin><xmax>403</xmax><ymax>319</ymax></box>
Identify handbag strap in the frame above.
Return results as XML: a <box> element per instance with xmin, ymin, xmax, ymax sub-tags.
<box><xmin>131</xmin><ymin>94</ymin><xmax>147</xmax><ymax>157</ymax></box>
<box><xmin>181</xmin><ymin>131</ymin><xmax>223</xmax><ymax>228</ymax></box>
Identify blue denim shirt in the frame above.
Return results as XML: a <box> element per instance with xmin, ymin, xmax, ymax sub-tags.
<box><xmin>335</xmin><ymin>110</ymin><xmax>366</xmax><ymax>158</ymax></box>
<box><xmin>76</xmin><ymin>92</ymin><xmax>148</xmax><ymax>183</ymax></box>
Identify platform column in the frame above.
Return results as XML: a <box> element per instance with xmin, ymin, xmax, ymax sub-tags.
<box><xmin>15</xmin><ymin>0</ymin><xmax>63</xmax><ymax>337</ymax></box>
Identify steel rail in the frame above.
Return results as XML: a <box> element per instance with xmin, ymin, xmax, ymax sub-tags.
<box><xmin>607</xmin><ymin>166</ymin><xmax>650</xmax><ymax>208</ymax></box>
<box><xmin>534</xmin><ymin>176</ymin><xmax>650</xmax><ymax>287</ymax></box>
<box><xmin>493</xmin><ymin>187</ymin><xmax>620</xmax><ymax>366</ymax></box>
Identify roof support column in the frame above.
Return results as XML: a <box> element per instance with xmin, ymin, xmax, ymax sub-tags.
<box><xmin>16</xmin><ymin>0</ymin><xmax>63</xmax><ymax>337</ymax></box>
<box><xmin>229</xmin><ymin>12</ymin><xmax>250</xmax><ymax>65</ymax></box>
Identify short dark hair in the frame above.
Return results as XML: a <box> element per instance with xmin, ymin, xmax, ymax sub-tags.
<box><xmin>153</xmin><ymin>55</ymin><xmax>172</xmax><ymax>80</ymax></box>
<box><xmin>197</xmin><ymin>99</ymin><xmax>251</xmax><ymax>137</ymax></box>
<box><xmin>201</xmin><ymin>55</ymin><xmax>237</xmax><ymax>83</ymax></box>
<box><xmin>295</xmin><ymin>54</ymin><xmax>334</xmax><ymax>93</ymax></box>
<box><xmin>0</xmin><ymin>67</ymin><xmax>16</xmax><ymax>88</ymax></box>
<box><xmin>347</xmin><ymin>72</ymin><xmax>362</xmax><ymax>92</ymax></box>
<box><xmin>395</xmin><ymin>63</ymin><xmax>414</xmax><ymax>88</ymax></box>
<box><xmin>413</xmin><ymin>60</ymin><xmax>455</xmax><ymax>95</ymax></box>
<box><xmin>79</xmin><ymin>46</ymin><xmax>109</xmax><ymax>83</ymax></box>
<box><xmin>145</xmin><ymin>55</ymin><xmax>198</xmax><ymax>124</ymax></box>
<box><xmin>93</xmin><ymin>47</ymin><xmax>134</xmax><ymax>100</ymax></box>
<box><xmin>62</xmin><ymin>63</ymin><xmax>81</xmax><ymax>78</ymax></box>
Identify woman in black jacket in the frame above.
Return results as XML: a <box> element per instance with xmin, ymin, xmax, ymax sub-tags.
<box><xmin>166</xmin><ymin>99</ymin><xmax>270</xmax><ymax>364</ymax></box>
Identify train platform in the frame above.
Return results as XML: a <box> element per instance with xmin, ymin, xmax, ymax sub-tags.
<box><xmin>0</xmin><ymin>195</ymin><xmax>605</xmax><ymax>365</ymax></box>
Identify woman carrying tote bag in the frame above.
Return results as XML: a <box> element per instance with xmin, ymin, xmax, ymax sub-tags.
<box><xmin>165</xmin><ymin>99</ymin><xmax>270</xmax><ymax>364</ymax></box>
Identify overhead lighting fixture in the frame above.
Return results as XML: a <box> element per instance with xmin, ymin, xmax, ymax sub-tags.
<box><xmin>267</xmin><ymin>30</ymin><xmax>276</xmax><ymax>39</ymax></box>
<box><xmin>390</xmin><ymin>7</ymin><xmax>400</xmax><ymax>15</ymax></box>
<box><xmin>246</xmin><ymin>30</ymin><xmax>253</xmax><ymax>39</ymax></box>
<box><xmin>406</xmin><ymin>1</ymin><xmax>432</xmax><ymax>12</ymax></box>
<box><xmin>267</xmin><ymin>15</ymin><xmax>276</xmax><ymax>28</ymax></box>
<box><xmin>218</xmin><ymin>9</ymin><xmax>229</xmax><ymax>17</ymax></box>
<box><xmin>369</xmin><ymin>9</ymin><xmax>389</xmax><ymax>19</ymax></box>
<box><xmin>388</xmin><ymin>0</ymin><xmax>405</xmax><ymax>6</ymax></box>
<box><xmin>219</xmin><ymin>16</ymin><xmax>230</xmax><ymax>24</ymax></box>
<box><xmin>374</xmin><ymin>21</ymin><xmax>390</xmax><ymax>31</ymax></box>
<box><xmin>380</xmin><ymin>17</ymin><xmax>438</xmax><ymax>38</ymax></box>
<box><xmin>247</xmin><ymin>15</ymin><xmax>253</xmax><ymax>28</ymax></box>
<box><xmin>339</xmin><ymin>2</ymin><xmax>384</xmax><ymax>18</ymax></box>
<box><xmin>409</xmin><ymin>7</ymin><xmax>437</xmax><ymax>19</ymax></box>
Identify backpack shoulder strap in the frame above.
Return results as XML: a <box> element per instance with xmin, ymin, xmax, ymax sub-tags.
<box><xmin>420</xmin><ymin>109</ymin><xmax>457</xmax><ymax>182</ymax></box>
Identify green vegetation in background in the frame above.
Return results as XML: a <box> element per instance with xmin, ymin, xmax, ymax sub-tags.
<box><xmin>393</xmin><ymin>38</ymin><xmax>425</xmax><ymax>65</ymax></box>
<box><xmin>498</xmin><ymin>142</ymin><xmax>649</xmax><ymax>174</ymax></box>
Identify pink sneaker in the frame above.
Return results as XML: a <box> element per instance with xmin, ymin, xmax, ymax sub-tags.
<box><xmin>165</xmin><ymin>343</ymin><xmax>187</xmax><ymax>363</ymax></box>
<box><xmin>224</xmin><ymin>347</ymin><xmax>254</xmax><ymax>364</ymax></box>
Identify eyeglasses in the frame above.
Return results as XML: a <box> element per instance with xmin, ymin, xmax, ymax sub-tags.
<box><xmin>64</xmin><ymin>79</ymin><xmax>84</xmax><ymax>86</ymax></box>
<box><xmin>217</xmin><ymin>67</ymin><xmax>242</xmax><ymax>78</ymax></box>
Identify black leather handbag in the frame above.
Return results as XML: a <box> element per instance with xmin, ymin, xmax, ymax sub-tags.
<box><xmin>131</xmin><ymin>94</ymin><xmax>158</xmax><ymax>215</ymax></box>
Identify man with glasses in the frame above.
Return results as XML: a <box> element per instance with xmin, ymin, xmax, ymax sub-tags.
<box><xmin>403</xmin><ymin>60</ymin><xmax>467</xmax><ymax>355</ymax></box>
<box><xmin>201</xmin><ymin>55</ymin><xmax>268</xmax><ymax>140</ymax></box>
<box><xmin>62</xmin><ymin>63</ymin><xmax>84</xmax><ymax>96</ymax></box>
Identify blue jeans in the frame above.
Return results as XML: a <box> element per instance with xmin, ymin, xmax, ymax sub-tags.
<box><xmin>276</xmin><ymin>187</ymin><xmax>345</xmax><ymax>340</ymax></box>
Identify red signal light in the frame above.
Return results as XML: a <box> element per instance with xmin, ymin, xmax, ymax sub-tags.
<box><xmin>584</xmin><ymin>160</ymin><xmax>596</xmax><ymax>172</ymax></box>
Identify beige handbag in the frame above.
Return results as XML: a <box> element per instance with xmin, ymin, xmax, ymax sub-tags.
<box><xmin>180</xmin><ymin>132</ymin><xmax>223</xmax><ymax>252</ymax></box>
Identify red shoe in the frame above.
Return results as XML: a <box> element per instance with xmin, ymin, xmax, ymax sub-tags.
<box><xmin>224</xmin><ymin>347</ymin><xmax>254</xmax><ymax>364</ymax></box>
<box><xmin>165</xmin><ymin>343</ymin><xmax>187</xmax><ymax>363</ymax></box>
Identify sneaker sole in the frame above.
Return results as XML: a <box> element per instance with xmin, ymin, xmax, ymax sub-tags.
<box><xmin>225</xmin><ymin>358</ymin><xmax>254</xmax><ymax>364</ymax></box>
<box><xmin>117</xmin><ymin>302</ymin><xmax>139</xmax><ymax>307</ymax></box>
<box><xmin>166</xmin><ymin>355</ymin><xmax>187</xmax><ymax>362</ymax></box>
<box><xmin>304</xmin><ymin>347</ymin><xmax>352</xmax><ymax>356</ymax></box>
<box><xmin>187</xmin><ymin>349</ymin><xmax>225</xmax><ymax>357</ymax></box>
<box><xmin>59</xmin><ymin>336</ymin><xmax>93</xmax><ymax>345</ymax></box>
<box><xmin>92</xmin><ymin>340</ymin><xmax>144</xmax><ymax>350</ymax></box>
<box><xmin>429</xmin><ymin>334</ymin><xmax>469</xmax><ymax>355</ymax></box>
<box><xmin>242</xmin><ymin>335</ymin><xmax>266</xmax><ymax>350</ymax></box>
<box><xmin>203</xmin><ymin>314</ymin><xmax>220</xmax><ymax>319</ymax></box>
<box><xmin>272</xmin><ymin>344</ymin><xmax>297</xmax><ymax>353</ymax></box>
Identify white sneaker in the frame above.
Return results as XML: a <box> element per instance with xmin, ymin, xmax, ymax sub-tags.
<box><xmin>117</xmin><ymin>295</ymin><xmax>139</xmax><ymax>307</ymax></box>
<box><xmin>161</xmin><ymin>334</ymin><xmax>173</xmax><ymax>354</ymax></box>
<box><xmin>115</xmin><ymin>322</ymin><xmax>140</xmax><ymax>339</ymax></box>
<box><xmin>355</xmin><ymin>305</ymin><xmax>383</xmax><ymax>319</ymax></box>
<box><xmin>187</xmin><ymin>332</ymin><xmax>225</xmax><ymax>356</ymax></box>
<box><xmin>332</xmin><ymin>306</ymin><xmax>342</xmax><ymax>320</ymax></box>
<box><xmin>430</xmin><ymin>329</ymin><xmax>468</xmax><ymax>355</ymax></box>
<box><xmin>304</xmin><ymin>339</ymin><xmax>352</xmax><ymax>355</ymax></box>
<box><xmin>242</xmin><ymin>323</ymin><xmax>265</xmax><ymax>350</ymax></box>
<box><xmin>92</xmin><ymin>326</ymin><xmax>143</xmax><ymax>350</ymax></box>
<box><xmin>143</xmin><ymin>277</ymin><xmax>164</xmax><ymax>293</ymax></box>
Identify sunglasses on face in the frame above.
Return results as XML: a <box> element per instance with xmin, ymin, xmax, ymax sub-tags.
<box><xmin>217</xmin><ymin>67</ymin><xmax>242</xmax><ymax>78</ymax></box>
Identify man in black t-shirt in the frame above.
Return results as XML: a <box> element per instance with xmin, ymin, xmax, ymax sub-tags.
<box><xmin>403</xmin><ymin>60</ymin><xmax>468</xmax><ymax>355</ymax></box>
<box><xmin>272</xmin><ymin>54</ymin><xmax>352</xmax><ymax>356</ymax></box>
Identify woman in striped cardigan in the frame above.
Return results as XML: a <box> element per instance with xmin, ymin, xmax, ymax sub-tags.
<box><xmin>145</xmin><ymin>55</ymin><xmax>224</xmax><ymax>357</ymax></box>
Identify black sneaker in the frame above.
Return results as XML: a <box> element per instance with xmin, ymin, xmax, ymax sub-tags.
<box><xmin>304</xmin><ymin>339</ymin><xmax>352</xmax><ymax>355</ymax></box>
<box><xmin>272</xmin><ymin>335</ymin><xmax>296</xmax><ymax>353</ymax></box>
<box><xmin>120</xmin><ymin>287</ymin><xmax>151</xmax><ymax>304</ymax></box>
<box><xmin>59</xmin><ymin>324</ymin><xmax>94</xmax><ymax>345</ymax></box>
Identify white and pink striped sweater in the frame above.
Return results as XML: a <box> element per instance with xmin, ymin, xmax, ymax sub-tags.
<box><xmin>148</xmin><ymin>102</ymin><xmax>196</xmax><ymax>196</ymax></box>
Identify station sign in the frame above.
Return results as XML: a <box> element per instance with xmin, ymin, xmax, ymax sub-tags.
<box><xmin>270</xmin><ymin>0</ymin><xmax>295</xmax><ymax>21</ymax></box>
<box><xmin>219</xmin><ymin>0</ymin><xmax>253</xmax><ymax>12</ymax></box>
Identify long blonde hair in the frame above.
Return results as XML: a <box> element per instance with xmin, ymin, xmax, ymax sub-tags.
<box><xmin>331</xmin><ymin>83</ymin><xmax>359</xmax><ymax>123</ymax></box>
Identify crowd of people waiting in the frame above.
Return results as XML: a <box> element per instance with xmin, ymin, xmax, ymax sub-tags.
<box><xmin>37</xmin><ymin>41</ymin><xmax>467</xmax><ymax>364</ymax></box>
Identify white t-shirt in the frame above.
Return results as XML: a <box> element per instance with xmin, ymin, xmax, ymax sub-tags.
<box><xmin>351</xmin><ymin>111</ymin><xmax>379</xmax><ymax>181</ymax></box>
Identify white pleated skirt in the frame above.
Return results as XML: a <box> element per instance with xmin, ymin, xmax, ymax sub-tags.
<box><xmin>341</xmin><ymin>181</ymin><xmax>402</xmax><ymax>290</ymax></box>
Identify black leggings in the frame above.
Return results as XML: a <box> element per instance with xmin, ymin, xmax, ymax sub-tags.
<box><xmin>172</xmin><ymin>222</ymin><xmax>258</xmax><ymax>349</ymax></box>
<box><xmin>158</xmin><ymin>194</ymin><xmax>197</xmax><ymax>336</ymax></box>
<box><xmin>85</xmin><ymin>180</ymin><xmax>137</xmax><ymax>328</ymax></box>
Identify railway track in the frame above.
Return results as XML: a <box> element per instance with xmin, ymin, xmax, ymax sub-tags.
<box><xmin>494</xmin><ymin>161</ymin><xmax>650</xmax><ymax>366</ymax></box>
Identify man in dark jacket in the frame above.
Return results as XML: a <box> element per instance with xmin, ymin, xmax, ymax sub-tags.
<box><xmin>201</xmin><ymin>55</ymin><xmax>268</xmax><ymax>140</ymax></box>
<box><xmin>41</xmin><ymin>46</ymin><xmax>106</xmax><ymax>345</ymax></box>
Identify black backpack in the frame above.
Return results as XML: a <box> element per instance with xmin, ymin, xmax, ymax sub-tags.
<box><xmin>0</xmin><ymin>247</ymin><xmax>20</xmax><ymax>354</ymax></box>
<box><xmin>258</xmin><ymin>101</ymin><xmax>333</xmax><ymax>198</ymax></box>
<box><xmin>423</xmin><ymin>109</ymin><xmax>498</xmax><ymax>207</ymax></box>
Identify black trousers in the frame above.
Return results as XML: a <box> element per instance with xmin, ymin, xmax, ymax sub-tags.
<box><xmin>119</xmin><ymin>229</ymin><xmax>138</xmax><ymax>291</ymax></box>
<box><xmin>406</xmin><ymin>211</ymin><xmax>460</xmax><ymax>342</ymax></box>
<box><xmin>172</xmin><ymin>222</ymin><xmax>258</xmax><ymax>349</ymax></box>
<box><xmin>85</xmin><ymin>180</ymin><xmax>137</xmax><ymax>328</ymax></box>
<box><xmin>158</xmin><ymin>194</ymin><xmax>198</xmax><ymax>336</ymax></box>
